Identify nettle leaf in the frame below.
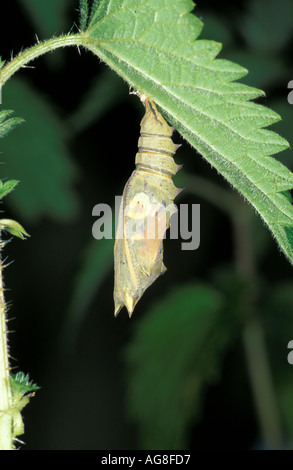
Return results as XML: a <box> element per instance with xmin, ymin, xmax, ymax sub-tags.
<box><xmin>0</xmin><ymin>110</ymin><xmax>23</xmax><ymax>139</ymax></box>
<box><xmin>10</xmin><ymin>372</ymin><xmax>40</xmax><ymax>397</ymax></box>
<box><xmin>0</xmin><ymin>179</ymin><xmax>19</xmax><ymax>199</ymax></box>
<box><xmin>125</xmin><ymin>284</ymin><xmax>233</xmax><ymax>449</ymax></box>
<box><xmin>9</xmin><ymin>372</ymin><xmax>40</xmax><ymax>440</ymax></box>
<box><xmin>82</xmin><ymin>0</ymin><xmax>293</xmax><ymax>264</ymax></box>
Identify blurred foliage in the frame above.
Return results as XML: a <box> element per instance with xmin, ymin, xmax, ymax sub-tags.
<box><xmin>0</xmin><ymin>0</ymin><xmax>292</xmax><ymax>451</ymax></box>
<box><xmin>17</xmin><ymin>0</ymin><xmax>73</xmax><ymax>38</ymax></box>
<box><xmin>0</xmin><ymin>109</ymin><xmax>23</xmax><ymax>139</ymax></box>
<box><xmin>63</xmin><ymin>235</ymin><xmax>114</xmax><ymax>344</ymax></box>
<box><xmin>125</xmin><ymin>284</ymin><xmax>234</xmax><ymax>449</ymax></box>
<box><xmin>239</xmin><ymin>0</ymin><xmax>293</xmax><ymax>53</ymax></box>
<box><xmin>1</xmin><ymin>79</ymin><xmax>78</xmax><ymax>221</ymax></box>
<box><xmin>67</xmin><ymin>68</ymin><xmax>127</xmax><ymax>135</ymax></box>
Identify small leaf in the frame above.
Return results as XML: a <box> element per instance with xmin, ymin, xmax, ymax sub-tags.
<box><xmin>10</xmin><ymin>372</ymin><xmax>40</xmax><ymax>397</ymax></box>
<box><xmin>125</xmin><ymin>284</ymin><xmax>234</xmax><ymax>449</ymax></box>
<box><xmin>0</xmin><ymin>179</ymin><xmax>19</xmax><ymax>199</ymax></box>
<box><xmin>0</xmin><ymin>110</ymin><xmax>23</xmax><ymax>139</ymax></box>
<box><xmin>0</xmin><ymin>218</ymin><xmax>29</xmax><ymax>239</ymax></box>
<box><xmin>9</xmin><ymin>372</ymin><xmax>40</xmax><ymax>440</ymax></box>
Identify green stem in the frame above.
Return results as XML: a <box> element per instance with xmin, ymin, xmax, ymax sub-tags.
<box><xmin>0</xmin><ymin>34</ymin><xmax>83</xmax><ymax>89</ymax></box>
<box><xmin>242</xmin><ymin>317</ymin><xmax>283</xmax><ymax>450</ymax></box>
<box><xmin>0</xmin><ymin>33</ymin><xmax>84</xmax><ymax>449</ymax></box>
<box><xmin>0</xmin><ymin>243</ymin><xmax>13</xmax><ymax>450</ymax></box>
<box><xmin>232</xmin><ymin>196</ymin><xmax>283</xmax><ymax>449</ymax></box>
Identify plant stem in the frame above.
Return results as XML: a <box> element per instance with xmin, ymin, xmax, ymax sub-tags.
<box><xmin>233</xmin><ymin>195</ymin><xmax>283</xmax><ymax>449</ymax></box>
<box><xmin>0</xmin><ymin>243</ymin><xmax>13</xmax><ymax>450</ymax></box>
<box><xmin>242</xmin><ymin>317</ymin><xmax>283</xmax><ymax>450</ymax></box>
<box><xmin>187</xmin><ymin>174</ymin><xmax>283</xmax><ymax>447</ymax></box>
<box><xmin>0</xmin><ymin>34</ymin><xmax>83</xmax><ymax>89</ymax></box>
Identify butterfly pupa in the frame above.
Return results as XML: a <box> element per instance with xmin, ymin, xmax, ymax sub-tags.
<box><xmin>114</xmin><ymin>98</ymin><xmax>182</xmax><ymax>317</ymax></box>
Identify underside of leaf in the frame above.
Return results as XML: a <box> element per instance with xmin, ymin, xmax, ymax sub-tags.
<box><xmin>82</xmin><ymin>0</ymin><xmax>292</xmax><ymax>263</ymax></box>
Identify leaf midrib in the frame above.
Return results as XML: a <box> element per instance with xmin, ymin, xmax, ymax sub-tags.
<box><xmin>86</xmin><ymin>39</ymin><xmax>292</xmax><ymax>225</ymax></box>
<box><xmin>87</xmin><ymin>40</ymin><xmax>285</xmax><ymax>153</ymax></box>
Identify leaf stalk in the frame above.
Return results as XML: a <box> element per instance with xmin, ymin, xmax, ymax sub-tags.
<box><xmin>0</xmin><ymin>34</ymin><xmax>83</xmax><ymax>90</ymax></box>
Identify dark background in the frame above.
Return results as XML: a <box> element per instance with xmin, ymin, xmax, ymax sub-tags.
<box><xmin>0</xmin><ymin>0</ymin><xmax>293</xmax><ymax>450</ymax></box>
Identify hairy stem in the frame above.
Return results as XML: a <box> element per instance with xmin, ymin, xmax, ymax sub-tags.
<box><xmin>0</xmin><ymin>34</ymin><xmax>83</xmax><ymax>90</ymax></box>
<box><xmin>0</xmin><ymin>31</ymin><xmax>84</xmax><ymax>450</ymax></box>
<box><xmin>0</xmin><ymin>243</ymin><xmax>13</xmax><ymax>450</ymax></box>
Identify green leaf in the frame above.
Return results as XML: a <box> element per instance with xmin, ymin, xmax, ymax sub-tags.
<box><xmin>9</xmin><ymin>372</ymin><xmax>40</xmax><ymax>440</ymax></box>
<box><xmin>0</xmin><ymin>57</ymin><xmax>4</xmax><ymax>70</ymax></box>
<box><xmin>0</xmin><ymin>218</ymin><xmax>29</xmax><ymax>239</ymax></box>
<box><xmin>1</xmin><ymin>78</ymin><xmax>78</xmax><ymax>221</ymax></box>
<box><xmin>125</xmin><ymin>283</ymin><xmax>233</xmax><ymax>449</ymax></box>
<box><xmin>0</xmin><ymin>179</ymin><xmax>19</xmax><ymax>199</ymax></box>
<box><xmin>0</xmin><ymin>110</ymin><xmax>23</xmax><ymax>139</ymax></box>
<box><xmin>82</xmin><ymin>0</ymin><xmax>293</xmax><ymax>264</ymax></box>
<box><xmin>10</xmin><ymin>372</ymin><xmax>40</xmax><ymax>397</ymax></box>
<box><xmin>80</xmin><ymin>0</ymin><xmax>90</xmax><ymax>31</ymax></box>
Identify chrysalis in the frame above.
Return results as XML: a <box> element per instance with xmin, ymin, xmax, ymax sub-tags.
<box><xmin>114</xmin><ymin>97</ymin><xmax>181</xmax><ymax>317</ymax></box>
